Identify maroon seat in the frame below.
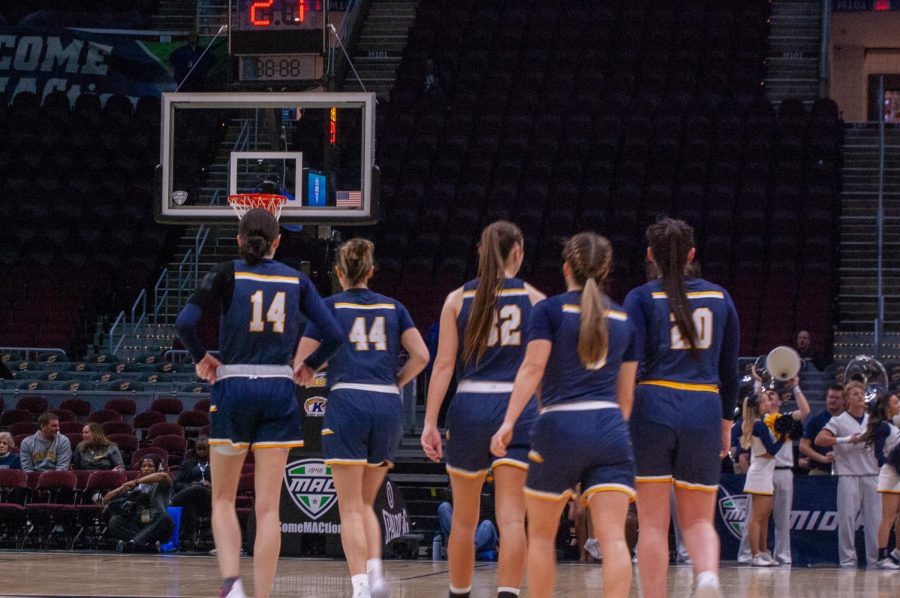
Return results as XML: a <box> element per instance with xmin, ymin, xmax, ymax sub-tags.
<box><xmin>108</xmin><ymin>433</ymin><xmax>138</xmax><ymax>463</ymax></box>
<box><xmin>0</xmin><ymin>469</ymin><xmax>29</xmax><ymax>546</ymax></box>
<box><xmin>150</xmin><ymin>398</ymin><xmax>183</xmax><ymax>416</ymax></box>
<box><xmin>59</xmin><ymin>398</ymin><xmax>91</xmax><ymax>418</ymax></box>
<box><xmin>151</xmin><ymin>434</ymin><xmax>187</xmax><ymax>466</ymax></box>
<box><xmin>177</xmin><ymin>410</ymin><xmax>209</xmax><ymax>437</ymax></box>
<box><xmin>133</xmin><ymin>410</ymin><xmax>165</xmax><ymax>432</ymax></box>
<box><xmin>76</xmin><ymin>469</ymin><xmax>127</xmax><ymax>547</ymax></box>
<box><xmin>59</xmin><ymin>420</ymin><xmax>84</xmax><ymax>435</ymax></box>
<box><xmin>64</xmin><ymin>433</ymin><xmax>83</xmax><ymax>448</ymax></box>
<box><xmin>1</xmin><ymin>409</ymin><xmax>33</xmax><ymax>427</ymax></box>
<box><xmin>235</xmin><ymin>473</ymin><xmax>255</xmax><ymax>529</ymax></box>
<box><xmin>101</xmin><ymin>421</ymin><xmax>134</xmax><ymax>436</ymax></box>
<box><xmin>25</xmin><ymin>470</ymin><xmax>78</xmax><ymax>547</ymax></box>
<box><xmin>103</xmin><ymin>398</ymin><xmax>136</xmax><ymax>418</ymax></box>
<box><xmin>15</xmin><ymin>396</ymin><xmax>49</xmax><ymax>415</ymax></box>
<box><xmin>87</xmin><ymin>410</ymin><xmax>123</xmax><ymax>424</ymax></box>
<box><xmin>8</xmin><ymin>421</ymin><xmax>37</xmax><ymax>437</ymax></box>
<box><xmin>193</xmin><ymin>398</ymin><xmax>211</xmax><ymax>413</ymax></box>
<box><xmin>49</xmin><ymin>408</ymin><xmax>77</xmax><ymax>422</ymax></box>
<box><xmin>147</xmin><ymin>422</ymin><xmax>184</xmax><ymax>440</ymax></box>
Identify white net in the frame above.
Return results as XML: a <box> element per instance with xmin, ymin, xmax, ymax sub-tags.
<box><xmin>227</xmin><ymin>194</ymin><xmax>287</xmax><ymax>221</ymax></box>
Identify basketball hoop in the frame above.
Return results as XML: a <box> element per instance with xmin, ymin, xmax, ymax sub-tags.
<box><xmin>227</xmin><ymin>193</ymin><xmax>287</xmax><ymax>221</ymax></box>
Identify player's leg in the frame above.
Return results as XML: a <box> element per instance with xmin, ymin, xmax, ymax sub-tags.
<box><xmin>362</xmin><ymin>465</ymin><xmax>390</xmax><ymax>597</ymax></box>
<box><xmin>330</xmin><ymin>464</ymin><xmax>369</xmax><ymax>574</ymax></box>
<box><xmin>446</xmin><ymin>469</ymin><xmax>486</xmax><ymax>595</ymax></box>
<box><xmin>772</xmin><ymin>470</ymin><xmax>792</xmax><ymax>563</ymax></box>
<box><xmin>635</xmin><ymin>479</ymin><xmax>672</xmax><ymax>598</ymax></box>
<box><xmin>674</xmin><ymin>485</ymin><xmax>721</xmax><ymax>571</ymax></box>
<box><xmin>493</xmin><ymin>463</ymin><xmax>528</xmax><ymax>594</ymax></box>
<box><xmin>589</xmin><ymin>490</ymin><xmax>632</xmax><ymax>598</ymax></box>
<box><xmin>522</xmin><ymin>491</ymin><xmax>569</xmax><ymax>598</ymax></box>
<box><xmin>251</xmin><ymin>447</ymin><xmax>290</xmax><ymax>598</ymax></box>
<box><xmin>209</xmin><ymin>445</ymin><xmax>247</xmax><ymax>595</ymax></box>
<box><xmin>737</xmin><ymin>497</ymin><xmax>753</xmax><ymax>563</ymax></box>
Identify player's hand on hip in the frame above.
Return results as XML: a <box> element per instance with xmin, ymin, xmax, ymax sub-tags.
<box><xmin>420</xmin><ymin>423</ymin><xmax>443</xmax><ymax>462</ymax></box>
<box><xmin>196</xmin><ymin>353</ymin><xmax>222</xmax><ymax>384</ymax></box>
<box><xmin>490</xmin><ymin>422</ymin><xmax>514</xmax><ymax>458</ymax></box>
<box><xmin>293</xmin><ymin>363</ymin><xmax>315</xmax><ymax>386</ymax></box>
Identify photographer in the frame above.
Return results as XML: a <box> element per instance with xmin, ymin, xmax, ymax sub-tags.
<box><xmin>170</xmin><ymin>437</ymin><xmax>211</xmax><ymax>551</ymax></box>
<box><xmin>103</xmin><ymin>454</ymin><xmax>173</xmax><ymax>552</ymax></box>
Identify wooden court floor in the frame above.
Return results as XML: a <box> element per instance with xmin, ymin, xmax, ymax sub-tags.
<box><xmin>0</xmin><ymin>552</ymin><xmax>899</xmax><ymax>597</ymax></box>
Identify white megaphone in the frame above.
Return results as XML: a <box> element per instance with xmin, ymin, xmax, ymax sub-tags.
<box><xmin>765</xmin><ymin>346</ymin><xmax>802</xmax><ymax>381</ymax></box>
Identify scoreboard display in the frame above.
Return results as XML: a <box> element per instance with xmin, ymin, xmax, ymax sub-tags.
<box><xmin>230</xmin><ymin>0</ymin><xmax>326</xmax><ymax>82</ymax></box>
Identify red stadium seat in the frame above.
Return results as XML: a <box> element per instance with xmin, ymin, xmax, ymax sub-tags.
<box><xmin>103</xmin><ymin>398</ymin><xmax>137</xmax><ymax>418</ymax></box>
<box><xmin>101</xmin><ymin>421</ymin><xmax>134</xmax><ymax>437</ymax></box>
<box><xmin>59</xmin><ymin>399</ymin><xmax>91</xmax><ymax>418</ymax></box>
<box><xmin>15</xmin><ymin>396</ymin><xmax>49</xmax><ymax>416</ymax></box>
<box><xmin>147</xmin><ymin>422</ymin><xmax>184</xmax><ymax>440</ymax></box>
<box><xmin>150</xmin><ymin>398</ymin><xmax>184</xmax><ymax>416</ymax></box>
<box><xmin>60</xmin><ymin>420</ymin><xmax>84</xmax><ymax>435</ymax></box>
<box><xmin>87</xmin><ymin>410</ymin><xmax>123</xmax><ymax>425</ymax></box>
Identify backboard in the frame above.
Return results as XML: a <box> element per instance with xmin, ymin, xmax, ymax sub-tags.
<box><xmin>158</xmin><ymin>92</ymin><xmax>377</xmax><ymax>224</ymax></box>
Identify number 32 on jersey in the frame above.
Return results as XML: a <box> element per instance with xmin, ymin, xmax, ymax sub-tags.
<box><xmin>670</xmin><ymin>308</ymin><xmax>713</xmax><ymax>350</ymax></box>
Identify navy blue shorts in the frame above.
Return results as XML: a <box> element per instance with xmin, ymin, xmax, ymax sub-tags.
<box><xmin>322</xmin><ymin>387</ymin><xmax>402</xmax><ymax>467</ymax></box>
<box><xmin>209</xmin><ymin>375</ymin><xmax>303</xmax><ymax>451</ymax></box>
<box><xmin>526</xmin><ymin>404</ymin><xmax>635</xmax><ymax>504</ymax></box>
<box><xmin>630</xmin><ymin>383</ymin><xmax>723</xmax><ymax>490</ymax></box>
<box><xmin>445</xmin><ymin>390</ymin><xmax>537</xmax><ymax>476</ymax></box>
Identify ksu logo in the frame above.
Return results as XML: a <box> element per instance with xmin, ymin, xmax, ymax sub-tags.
<box><xmin>304</xmin><ymin>396</ymin><xmax>327</xmax><ymax>417</ymax></box>
<box><xmin>717</xmin><ymin>487</ymin><xmax>749</xmax><ymax>540</ymax></box>
<box><xmin>284</xmin><ymin>459</ymin><xmax>337</xmax><ymax>521</ymax></box>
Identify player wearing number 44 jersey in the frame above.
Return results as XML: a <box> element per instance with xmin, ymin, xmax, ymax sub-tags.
<box><xmin>421</xmin><ymin>221</ymin><xmax>545</xmax><ymax>598</ymax></box>
<box><xmin>296</xmin><ymin>238</ymin><xmax>429</xmax><ymax>598</ymax></box>
<box><xmin>176</xmin><ymin>208</ymin><xmax>343</xmax><ymax>598</ymax></box>
<box><xmin>624</xmin><ymin>218</ymin><xmax>740</xmax><ymax>598</ymax></box>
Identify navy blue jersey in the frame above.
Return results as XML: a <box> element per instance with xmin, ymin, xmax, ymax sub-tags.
<box><xmin>456</xmin><ymin>278</ymin><xmax>532</xmax><ymax>382</ymax></box>
<box><xmin>624</xmin><ymin>277</ymin><xmax>740</xmax><ymax>410</ymax></box>
<box><xmin>303</xmin><ymin>288</ymin><xmax>416</xmax><ymax>385</ymax></box>
<box><xmin>177</xmin><ymin>259</ymin><xmax>342</xmax><ymax>370</ymax></box>
<box><xmin>528</xmin><ymin>292</ymin><xmax>636</xmax><ymax>407</ymax></box>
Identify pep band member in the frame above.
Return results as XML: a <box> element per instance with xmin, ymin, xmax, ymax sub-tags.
<box><xmin>421</xmin><ymin>221</ymin><xmax>545</xmax><ymax>598</ymax></box>
<box><xmin>176</xmin><ymin>208</ymin><xmax>343</xmax><ymax>598</ymax></box>
<box><xmin>295</xmin><ymin>238</ymin><xmax>430</xmax><ymax>598</ymax></box>
<box><xmin>624</xmin><ymin>218</ymin><xmax>740</xmax><ymax>598</ymax></box>
<box><xmin>491</xmin><ymin>232</ymin><xmax>637</xmax><ymax>598</ymax></box>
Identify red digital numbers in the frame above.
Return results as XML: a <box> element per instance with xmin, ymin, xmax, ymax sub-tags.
<box><xmin>250</xmin><ymin>0</ymin><xmax>273</xmax><ymax>26</ymax></box>
<box><xmin>250</xmin><ymin>0</ymin><xmax>306</xmax><ymax>27</ymax></box>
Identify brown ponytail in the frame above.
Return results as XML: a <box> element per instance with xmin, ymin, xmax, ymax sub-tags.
<box><xmin>740</xmin><ymin>395</ymin><xmax>757</xmax><ymax>450</ymax></box>
<box><xmin>238</xmin><ymin>208</ymin><xmax>279</xmax><ymax>266</ymax></box>
<box><xmin>336</xmin><ymin>238</ymin><xmax>375</xmax><ymax>287</ymax></box>
<box><xmin>646</xmin><ymin>218</ymin><xmax>698</xmax><ymax>359</ymax></box>
<box><xmin>462</xmin><ymin>221</ymin><xmax>524</xmax><ymax>364</ymax></box>
<box><xmin>563</xmin><ymin>232</ymin><xmax>613</xmax><ymax>367</ymax></box>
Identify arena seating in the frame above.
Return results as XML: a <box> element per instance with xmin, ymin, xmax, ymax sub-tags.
<box><xmin>358</xmin><ymin>0</ymin><xmax>841</xmax><ymax>355</ymax></box>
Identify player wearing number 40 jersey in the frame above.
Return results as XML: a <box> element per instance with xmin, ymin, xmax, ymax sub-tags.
<box><xmin>421</xmin><ymin>221</ymin><xmax>545</xmax><ymax>598</ymax></box>
<box><xmin>175</xmin><ymin>208</ymin><xmax>343</xmax><ymax>598</ymax></box>
<box><xmin>623</xmin><ymin>218</ymin><xmax>740</xmax><ymax>598</ymax></box>
<box><xmin>296</xmin><ymin>238</ymin><xmax>429</xmax><ymax>598</ymax></box>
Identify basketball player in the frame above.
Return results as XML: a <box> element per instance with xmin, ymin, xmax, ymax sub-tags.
<box><xmin>294</xmin><ymin>238</ymin><xmax>430</xmax><ymax>598</ymax></box>
<box><xmin>175</xmin><ymin>208</ymin><xmax>343</xmax><ymax>598</ymax></box>
<box><xmin>490</xmin><ymin>232</ymin><xmax>637</xmax><ymax>598</ymax></box>
<box><xmin>814</xmin><ymin>381</ymin><xmax>880</xmax><ymax>568</ymax></box>
<box><xmin>420</xmin><ymin>221</ymin><xmax>544</xmax><ymax>598</ymax></box>
<box><xmin>624</xmin><ymin>218</ymin><xmax>740</xmax><ymax>598</ymax></box>
<box><xmin>858</xmin><ymin>391</ymin><xmax>900</xmax><ymax>569</ymax></box>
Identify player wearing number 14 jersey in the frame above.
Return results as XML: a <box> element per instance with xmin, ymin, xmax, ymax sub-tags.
<box><xmin>420</xmin><ymin>221</ymin><xmax>544</xmax><ymax>598</ymax></box>
<box><xmin>624</xmin><ymin>218</ymin><xmax>740</xmax><ymax>598</ymax></box>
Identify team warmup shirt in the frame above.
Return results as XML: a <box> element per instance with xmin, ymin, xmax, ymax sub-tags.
<box><xmin>456</xmin><ymin>277</ymin><xmax>533</xmax><ymax>382</ymax></box>
<box><xmin>623</xmin><ymin>276</ymin><xmax>740</xmax><ymax>416</ymax></box>
<box><xmin>303</xmin><ymin>288</ymin><xmax>416</xmax><ymax>385</ymax></box>
<box><xmin>823</xmin><ymin>412</ymin><xmax>878</xmax><ymax>476</ymax></box>
<box><xmin>527</xmin><ymin>291</ymin><xmax>636</xmax><ymax>407</ymax></box>
<box><xmin>176</xmin><ymin>259</ymin><xmax>341</xmax><ymax>370</ymax></box>
<box><xmin>873</xmin><ymin>418</ymin><xmax>900</xmax><ymax>467</ymax></box>
<box><xmin>803</xmin><ymin>409</ymin><xmax>837</xmax><ymax>473</ymax></box>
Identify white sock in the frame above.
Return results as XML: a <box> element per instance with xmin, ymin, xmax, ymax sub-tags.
<box><xmin>366</xmin><ymin>558</ymin><xmax>383</xmax><ymax>577</ymax></box>
<box><xmin>352</xmin><ymin>574</ymin><xmax>369</xmax><ymax>592</ymax></box>
<box><xmin>498</xmin><ymin>587</ymin><xmax>520</xmax><ymax>595</ymax></box>
<box><xmin>449</xmin><ymin>585</ymin><xmax>472</xmax><ymax>595</ymax></box>
<box><xmin>695</xmin><ymin>571</ymin><xmax>719</xmax><ymax>586</ymax></box>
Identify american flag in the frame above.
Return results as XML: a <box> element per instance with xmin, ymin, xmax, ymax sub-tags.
<box><xmin>336</xmin><ymin>190</ymin><xmax>362</xmax><ymax>208</ymax></box>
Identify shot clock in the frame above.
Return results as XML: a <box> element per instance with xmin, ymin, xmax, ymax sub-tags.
<box><xmin>230</xmin><ymin>0</ymin><xmax>326</xmax><ymax>83</ymax></box>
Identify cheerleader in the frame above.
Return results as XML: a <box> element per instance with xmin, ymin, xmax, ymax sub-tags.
<box><xmin>740</xmin><ymin>384</ymin><xmax>808</xmax><ymax>567</ymax></box>
<box><xmin>420</xmin><ymin>221</ymin><xmax>544</xmax><ymax>598</ymax></box>
<box><xmin>859</xmin><ymin>392</ymin><xmax>900</xmax><ymax>569</ymax></box>
<box><xmin>491</xmin><ymin>232</ymin><xmax>637</xmax><ymax>598</ymax></box>
<box><xmin>295</xmin><ymin>238</ymin><xmax>430</xmax><ymax>598</ymax></box>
